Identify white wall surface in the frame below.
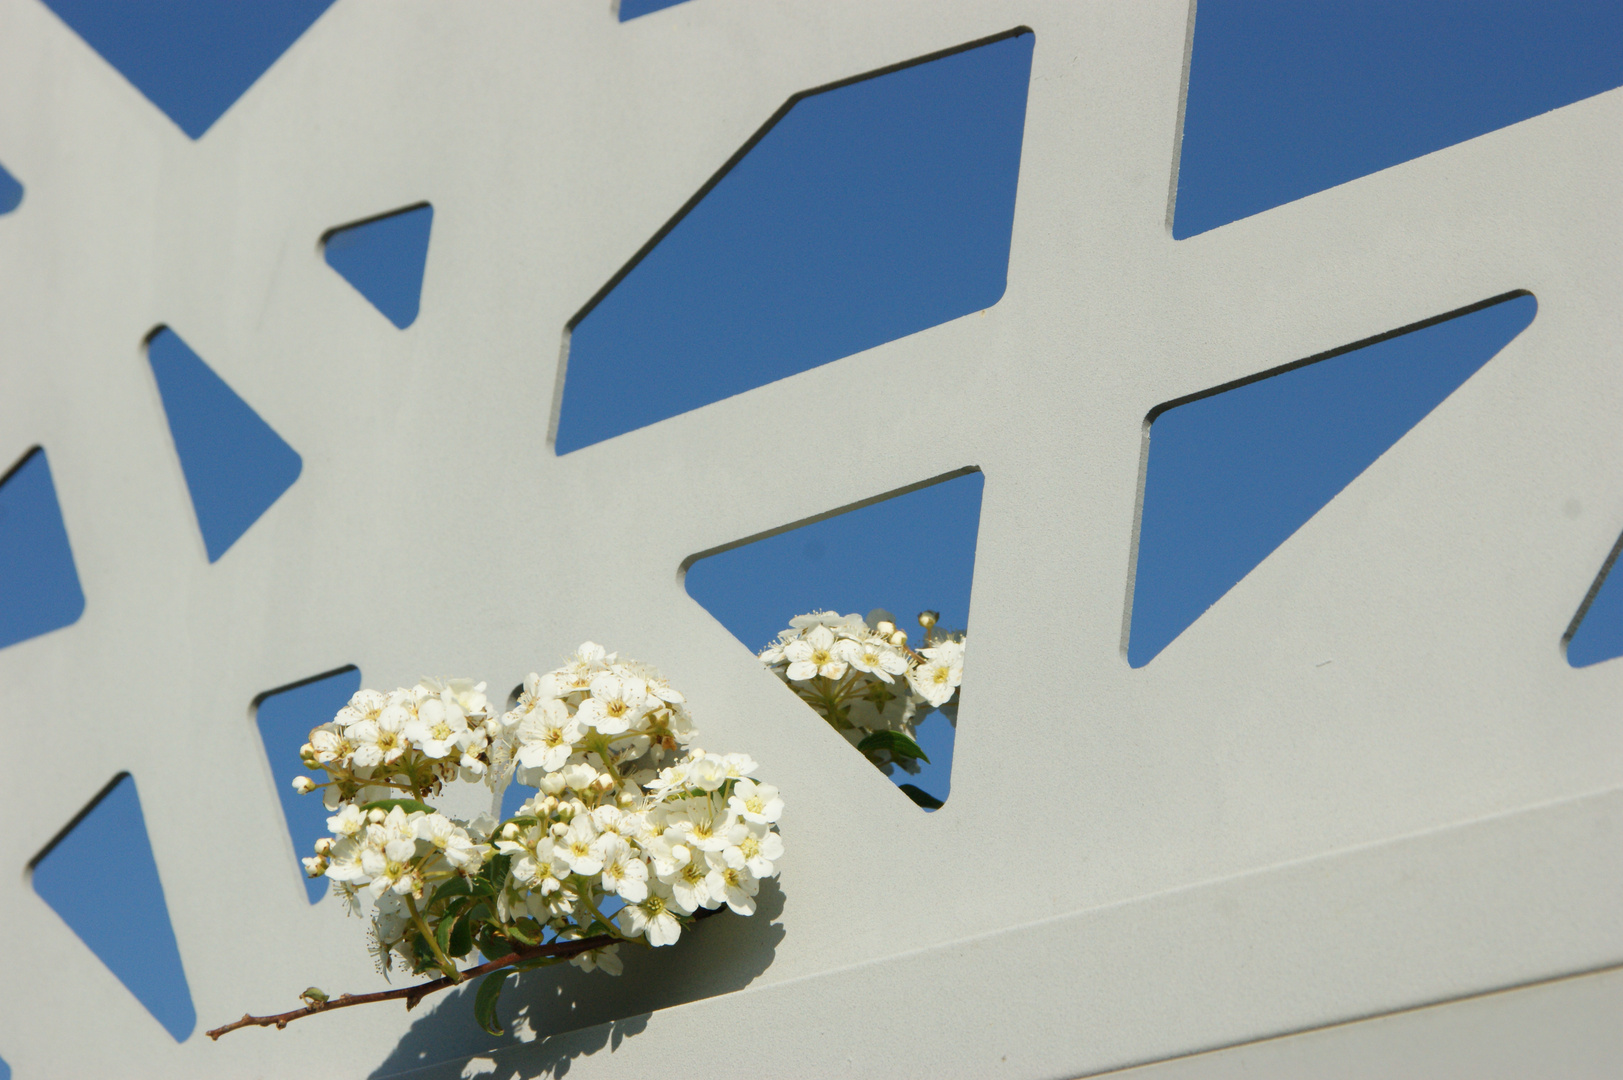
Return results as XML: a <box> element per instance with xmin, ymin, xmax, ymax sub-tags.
<box><xmin>0</xmin><ymin>1</ymin><xmax>1618</xmax><ymax>1077</ymax></box>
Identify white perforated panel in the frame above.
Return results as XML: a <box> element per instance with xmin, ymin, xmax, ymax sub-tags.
<box><xmin>1</xmin><ymin>2</ymin><xmax>1620</xmax><ymax>1077</ymax></box>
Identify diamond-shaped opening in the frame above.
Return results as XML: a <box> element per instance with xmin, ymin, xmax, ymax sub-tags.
<box><xmin>1127</xmin><ymin>292</ymin><xmax>1536</xmax><ymax>666</ymax></box>
<box><xmin>683</xmin><ymin>468</ymin><xmax>983</xmax><ymax>810</ymax></box>
<box><xmin>321</xmin><ymin>203</ymin><xmax>434</xmax><ymax>329</ymax></box>
<box><xmin>30</xmin><ymin>773</ymin><xmax>196</xmax><ymax>1041</ymax></box>
<box><xmin>145</xmin><ymin>326</ymin><xmax>303</xmax><ymax>562</ymax></box>
<box><xmin>252</xmin><ymin>666</ymin><xmax>362</xmax><ymax>903</ymax></box>
<box><xmin>553</xmin><ymin>29</ymin><xmax>1034</xmax><ymax>454</ymax></box>
<box><xmin>0</xmin><ymin>446</ymin><xmax>86</xmax><ymax>652</ymax></box>
<box><xmin>1174</xmin><ymin>4</ymin><xmax>1623</xmax><ymax>237</ymax></box>
<box><xmin>1564</xmin><ymin>528</ymin><xmax>1623</xmax><ymax>668</ymax></box>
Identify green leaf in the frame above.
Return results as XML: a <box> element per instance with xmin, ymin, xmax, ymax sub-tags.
<box><xmin>435</xmin><ymin>912</ymin><xmax>455</xmax><ymax>959</ymax></box>
<box><xmin>410</xmin><ymin>932</ymin><xmax>435</xmax><ymax>971</ymax></box>
<box><xmin>448</xmin><ymin>913</ymin><xmax>475</xmax><ymax>959</ymax></box>
<box><xmin>856</xmin><ymin>730</ymin><xmax>930</xmax><ymax>764</ymax></box>
<box><xmin>360</xmin><ymin>798</ymin><xmax>436</xmax><ymax>815</ymax></box>
<box><xmin>431</xmin><ymin>877</ymin><xmax>472</xmax><ymax>905</ymax></box>
<box><xmin>505</xmin><ymin>920</ymin><xmax>540</xmax><ymax>946</ymax></box>
<box><xmin>898</xmin><ymin>783</ymin><xmax>944</xmax><ymax>809</ymax></box>
<box><xmin>476</xmin><ymin>927</ymin><xmax>506</xmax><ymax>961</ymax></box>
<box><xmin>474</xmin><ymin>970</ymin><xmax>509</xmax><ymax>1037</ymax></box>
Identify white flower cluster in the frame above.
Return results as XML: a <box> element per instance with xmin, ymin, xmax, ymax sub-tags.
<box><xmin>759</xmin><ymin>610</ymin><xmax>964</xmax><ymax>775</ymax></box>
<box><xmin>294</xmin><ymin>644</ymin><xmax>783</xmax><ymax>989</ymax></box>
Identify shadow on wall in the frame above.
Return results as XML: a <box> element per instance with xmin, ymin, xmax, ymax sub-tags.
<box><xmin>369</xmin><ymin>880</ymin><xmax>785</xmax><ymax>1079</ymax></box>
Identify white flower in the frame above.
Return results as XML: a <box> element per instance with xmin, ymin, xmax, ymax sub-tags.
<box><xmin>686</xmin><ymin>754</ymin><xmax>730</xmax><ymax>793</ymax></box>
<box><xmin>308</xmin><ymin>725</ymin><xmax>353</xmax><ymax>766</ymax></box>
<box><xmin>839</xmin><ymin>636</ymin><xmax>908</xmax><ymax>683</ymax></box>
<box><xmin>561</xmin><ymin>762</ymin><xmax>599</xmax><ymax>792</ymax></box>
<box><xmin>557</xmin><ymin>816</ymin><xmax>603</xmax><ymax>876</ymax></box>
<box><xmin>662</xmin><ymin>794</ymin><xmax>728</xmax><ymax>852</ymax></box>
<box><xmin>721</xmin><ymin>819</ymin><xmax>784</xmax><ymax>878</ymax></box>
<box><xmin>788</xmin><ymin>611</ymin><xmax>866</xmax><ymax>634</ymax></box>
<box><xmin>575</xmin><ymin>673</ymin><xmax>650</xmax><ymax>735</ymax></box>
<box><xmin>404</xmin><ymin>696</ymin><xmax>469</xmax><ymax>759</ymax></box>
<box><xmin>350</xmin><ymin>707</ymin><xmax>410</xmax><ymax>768</ymax></box>
<box><xmin>784</xmin><ymin>625</ymin><xmax>848</xmax><ymax>681</ymax></box>
<box><xmin>569</xmin><ymin>944</ymin><xmax>623</xmax><ymax>975</ymax></box>
<box><xmin>328</xmin><ymin>804</ymin><xmax>366</xmax><ymax>837</ymax></box>
<box><xmin>334</xmin><ymin>688</ymin><xmax>386</xmax><ymax>731</ymax></box>
<box><xmin>597</xmin><ymin>836</ymin><xmax>649</xmax><ymax>902</ymax></box>
<box><xmin>455</xmin><ymin>727</ymin><xmax>490</xmax><ymax>780</ymax></box>
<box><xmin>618</xmin><ymin>881</ymin><xmax>684</xmax><ymax>947</ymax></box>
<box><xmin>908</xmin><ymin>639</ymin><xmax>964</xmax><ymax>708</ymax></box>
<box><xmin>657</xmin><ymin>837</ymin><xmax>713</xmax><ymax>913</ymax></box>
<box><xmin>727</xmin><ymin>779</ymin><xmax>783</xmax><ymax>825</ymax></box>
<box><xmin>704</xmin><ymin>850</ymin><xmax>760</xmax><ymax>915</ymax></box>
<box><xmin>515</xmin><ymin>698</ymin><xmax>581</xmax><ymax>773</ymax></box>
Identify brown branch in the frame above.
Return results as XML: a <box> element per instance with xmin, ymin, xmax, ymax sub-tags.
<box><xmin>206</xmin><ymin>933</ymin><xmax>611</xmax><ymax>1039</ymax></box>
<box><xmin>205</xmin><ymin>908</ymin><xmax>721</xmax><ymax>1040</ymax></box>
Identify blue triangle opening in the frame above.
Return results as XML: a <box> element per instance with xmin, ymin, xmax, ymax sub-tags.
<box><xmin>323</xmin><ymin>204</ymin><xmax>434</xmax><ymax>329</ymax></box>
<box><xmin>0</xmin><ymin>448</ymin><xmax>86</xmax><ymax>651</ymax></box>
<box><xmin>147</xmin><ymin>327</ymin><xmax>302</xmax><ymax>563</ymax></box>
<box><xmin>618</xmin><ymin>0</ymin><xmax>693</xmax><ymax>19</ymax></box>
<box><xmin>1567</xmin><ymin>533</ymin><xmax>1623</xmax><ymax>668</ymax></box>
<box><xmin>32</xmin><ymin>774</ymin><xmax>196</xmax><ymax>1041</ymax></box>
<box><xmin>39</xmin><ymin>0</ymin><xmax>336</xmax><ymax>139</ymax></box>
<box><xmin>1129</xmin><ymin>293</ymin><xmax>1537</xmax><ymax>668</ymax></box>
<box><xmin>684</xmin><ymin>470</ymin><xmax>984</xmax><ymax>808</ymax></box>
<box><xmin>557</xmin><ymin>30</ymin><xmax>1034</xmax><ymax>454</ymax></box>
<box><xmin>1174</xmin><ymin>4</ymin><xmax>1623</xmax><ymax>238</ymax></box>
<box><xmin>255</xmin><ymin>667</ymin><xmax>362</xmax><ymax>903</ymax></box>
<box><xmin>0</xmin><ymin>160</ymin><xmax>22</xmax><ymax>215</ymax></box>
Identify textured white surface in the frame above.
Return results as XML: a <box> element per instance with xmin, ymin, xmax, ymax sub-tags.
<box><xmin>0</xmin><ymin>1</ymin><xmax>1618</xmax><ymax>1077</ymax></box>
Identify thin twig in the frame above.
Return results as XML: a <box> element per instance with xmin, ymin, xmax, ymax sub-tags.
<box><xmin>205</xmin><ymin>908</ymin><xmax>721</xmax><ymax>1040</ymax></box>
<box><xmin>205</xmin><ymin>933</ymin><xmax>611</xmax><ymax>1039</ymax></box>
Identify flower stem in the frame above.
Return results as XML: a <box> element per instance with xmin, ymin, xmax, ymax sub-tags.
<box><xmin>406</xmin><ymin>894</ymin><xmax>461</xmax><ymax>982</ymax></box>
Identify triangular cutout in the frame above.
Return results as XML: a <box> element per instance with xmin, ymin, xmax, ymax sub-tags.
<box><xmin>618</xmin><ymin>0</ymin><xmax>693</xmax><ymax>19</ymax></box>
<box><xmin>32</xmin><ymin>774</ymin><xmax>196</xmax><ymax>1041</ymax></box>
<box><xmin>684</xmin><ymin>469</ymin><xmax>984</xmax><ymax>807</ymax></box>
<box><xmin>38</xmin><ymin>0</ymin><xmax>336</xmax><ymax>139</ymax></box>
<box><xmin>255</xmin><ymin>667</ymin><xmax>362</xmax><ymax>903</ymax></box>
<box><xmin>1566</xmin><ymin>530</ymin><xmax>1623</xmax><ymax>668</ymax></box>
<box><xmin>1175</xmin><ymin>5</ymin><xmax>1623</xmax><ymax>237</ymax></box>
<box><xmin>147</xmin><ymin>327</ymin><xmax>303</xmax><ymax>562</ymax></box>
<box><xmin>1129</xmin><ymin>293</ymin><xmax>1537</xmax><ymax>667</ymax></box>
<box><xmin>557</xmin><ymin>30</ymin><xmax>1034</xmax><ymax>453</ymax></box>
<box><xmin>0</xmin><ymin>159</ymin><xmax>21</xmax><ymax>215</ymax></box>
<box><xmin>323</xmin><ymin>203</ymin><xmax>434</xmax><ymax>329</ymax></box>
<box><xmin>0</xmin><ymin>447</ymin><xmax>86</xmax><ymax>651</ymax></box>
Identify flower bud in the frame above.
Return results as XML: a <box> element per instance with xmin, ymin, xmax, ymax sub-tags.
<box><xmin>917</xmin><ymin>611</ymin><xmax>939</xmax><ymax>629</ymax></box>
<box><xmin>314</xmin><ymin>837</ymin><xmax>334</xmax><ymax>855</ymax></box>
<box><xmin>501</xmin><ymin>823</ymin><xmax>519</xmax><ymax>840</ymax></box>
<box><xmin>291</xmin><ymin>776</ymin><xmax>317</xmax><ymax>794</ymax></box>
<box><xmin>595</xmin><ymin>773</ymin><xmax>615</xmax><ymax>792</ymax></box>
<box><xmin>551</xmin><ymin>821</ymin><xmax>570</xmax><ymax>837</ymax></box>
<box><xmin>888</xmin><ymin>630</ymin><xmax>908</xmax><ymax>647</ymax></box>
<box><xmin>368</xmin><ymin>808</ymin><xmax>386</xmax><ymax>824</ymax></box>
